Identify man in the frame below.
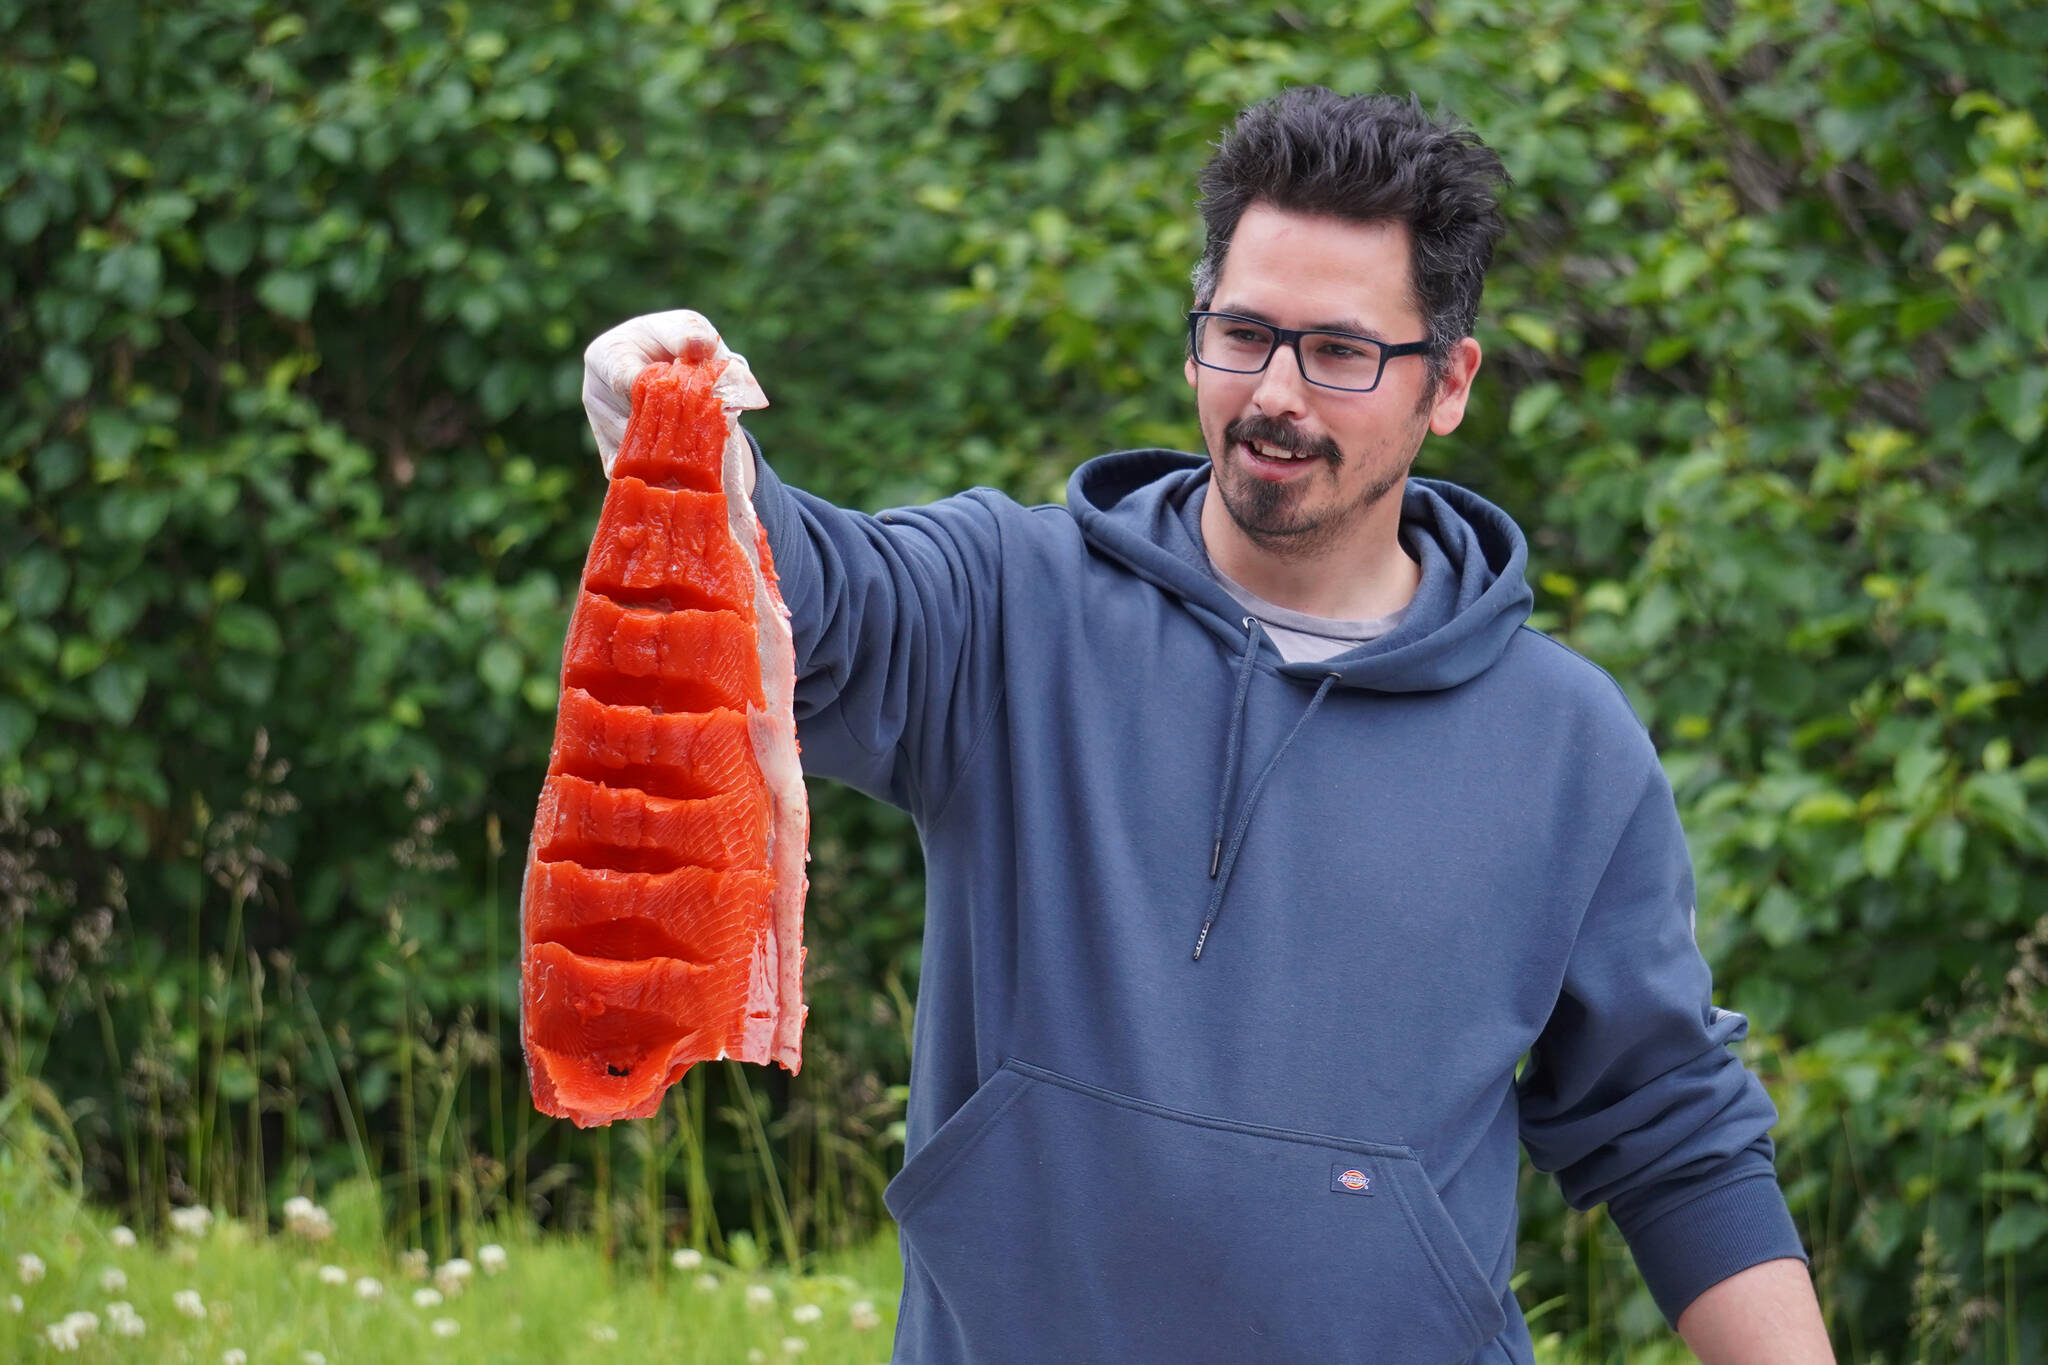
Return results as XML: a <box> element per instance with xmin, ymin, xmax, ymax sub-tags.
<box><xmin>582</xmin><ymin>88</ymin><xmax>1834</xmax><ymax>1364</ymax></box>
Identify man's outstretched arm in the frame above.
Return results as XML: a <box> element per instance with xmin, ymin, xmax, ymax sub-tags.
<box><xmin>1676</xmin><ymin>1257</ymin><xmax>1835</xmax><ymax>1364</ymax></box>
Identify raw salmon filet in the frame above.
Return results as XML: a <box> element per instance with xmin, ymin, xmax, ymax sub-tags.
<box><xmin>521</xmin><ymin>336</ymin><xmax>807</xmax><ymax>1128</ymax></box>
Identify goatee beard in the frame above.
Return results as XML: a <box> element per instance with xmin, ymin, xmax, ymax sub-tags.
<box><xmin>1213</xmin><ymin>416</ymin><xmax>1407</xmax><ymax>558</ymax></box>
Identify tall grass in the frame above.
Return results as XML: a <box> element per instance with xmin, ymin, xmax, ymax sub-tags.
<box><xmin>0</xmin><ymin>744</ymin><xmax>902</xmax><ymax>1291</ymax></box>
<box><xmin>1</xmin><ymin>1101</ymin><xmax>903</xmax><ymax>1362</ymax></box>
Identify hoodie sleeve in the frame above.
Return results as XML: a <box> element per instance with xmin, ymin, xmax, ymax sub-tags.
<box><xmin>1515</xmin><ymin>761</ymin><xmax>1808</xmax><ymax>1327</ymax></box>
<box><xmin>746</xmin><ymin>437</ymin><xmax>1005</xmax><ymax>819</ymax></box>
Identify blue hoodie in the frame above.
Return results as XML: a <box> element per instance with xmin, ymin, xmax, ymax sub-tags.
<box><xmin>750</xmin><ymin>444</ymin><xmax>1807</xmax><ymax>1365</ymax></box>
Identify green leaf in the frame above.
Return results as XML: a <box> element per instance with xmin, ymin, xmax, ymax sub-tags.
<box><xmin>257</xmin><ymin>269</ymin><xmax>317</xmax><ymax>320</ymax></box>
<box><xmin>1895</xmin><ymin>294</ymin><xmax>1954</xmax><ymax>341</ymax></box>
<box><xmin>1510</xmin><ymin>382</ymin><xmax>1563</xmax><ymax>437</ymax></box>
<box><xmin>1893</xmin><ymin>746</ymin><xmax>1946</xmax><ymax>803</ymax></box>
<box><xmin>521</xmin><ymin>675</ymin><xmax>558</xmax><ymax>712</ymax></box>
<box><xmin>1752</xmin><ymin>885</ymin><xmax>1807</xmax><ymax>948</ymax></box>
<box><xmin>1917</xmin><ymin>818</ymin><xmax>1966</xmax><ymax>882</ymax></box>
<box><xmin>1984</xmin><ymin>1203</ymin><xmax>2048</xmax><ymax>1258</ymax></box>
<box><xmin>1643</xmin><ymin>334</ymin><xmax>1693</xmax><ymax>369</ymax></box>
<box><xmin>97</xmin><ymin>489</ymin><xmax>173</xmax><ymax>541</ymax></box>
<box><xmin>202</xmin><ymin>219</ymin><xmax>256</xmax><ymax>275</ymax></box>
<box><xmin>87</xmin><ymin>583</ymin><xmax>151</xmax><ymax>640</ymax></box>
<box><xmin>310</xmin><ymin>123</ymin><xmax>356</xmax><ymax>162</ymax></box>
<box><xmin>34</xmin><ymin>442</ymin><xmax>83</xmax><ymax>493</ymax></box>
<box><xmin>214</xmin><ymin>603</ymin><xmax>282</xmax><ymax>655</ymax></box>
<box><xmin>88</xmin><ymin>661</ymin><xmax>147</xmax><ymax>724</ymax></box>
<box><xmin>1658</xmin><ymin>245</ymin><xmax>1710</xmax><ymax>298</ymax></box>
<box><xmin>1986</xmin><ymin>367</ymin><xmax>2047</xmax><ymax>443</ymax></box>
<box><xmin>1863</xmin><ymin>816</ymin><xmax>1911</xmax><ymax>879</ymax></box>
<box><xmin>217</xmin><ymin>653</ymin><xmax>276</xmax><ymax>704</ymax></box>
<box><xmin>7</xmin><ymin>548</ymin><xmax>69</xmax><ymax>617</ymax></box>
<box><xmin>43</xmin><ymin>346</ymin><xmax>91</xmax><ymax>398</ymax></box>
<box><xmin>217</xmin><ymin>1051</ymin><xmax>259</xmax><ymax>1102</ymax></box>
<box><xmin>1501</xmin><ymin>313</ymin><xmax>1558</xmax><ymax>355</ymax></box>
<box><xmin>0</xmin><ymin>698</ymin><xmax>34</xmax><ymax>760</ymax></box>
<box><xmin>59</xmin><ymin>637</ymin><xmax>109</xmax><ymax>679</ymax></box>
<box><xmin>87</xmin><ymin>410</ymin><xmax>144</xmax><ymax>467</ymax></box>
<box><xmin>508</xmin><ymin>141</ymin><xmax>557</xmax><ymax>183</ymax></box>
<box><xmin>1790</xmin><ymin>792</ymin><xmax>1857</xmax><ymax>824</ymax></box>
<box><xmin>2</xmin><ymin>192</ymin><xmax>48</xmax><ymax>244</ymax></box>
<box><xmin>477</xmin><ymin>639</ymin><xmax>523</xmax><ymax>696</ymax></box>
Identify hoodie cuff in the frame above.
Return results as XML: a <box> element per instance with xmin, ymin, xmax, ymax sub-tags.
<box><xmin>744</xmin><ymin>427</ymin><xmax>790</xmax><ymax>547</ymax></box>
<box><xmin>1621</xmin><ymin>1170</ymin><xmax>1809</xmax><ymax>1327</ymax></box>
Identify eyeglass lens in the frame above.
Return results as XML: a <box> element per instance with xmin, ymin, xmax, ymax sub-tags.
<box><xmin>1194</xmin><ymin>316</ymin><xmax>1383</xmax><ymax>390</ymax></box>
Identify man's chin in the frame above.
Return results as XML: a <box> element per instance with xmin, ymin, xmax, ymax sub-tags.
<box><xmin>1215</xmin><ymin>472</ymin><xmax>1327</xmax><ymax>551</ymax></box>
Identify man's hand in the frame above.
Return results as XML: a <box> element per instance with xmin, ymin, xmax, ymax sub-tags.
<box><xmin>581</xmin><ymin>310</ymin><xmax>767</xmax><ymax>487</ymax></box>
<box><xmin>1675</xmin><ymin>1257</ymin><xmax>1835</xmax><ymax>1364</ymax></box>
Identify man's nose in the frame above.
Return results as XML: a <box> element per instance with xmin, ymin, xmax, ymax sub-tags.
<box><xmin>1251</xmin><ymin>339</ymin><xmax>1312</xmax><ymax>419</ymax></box>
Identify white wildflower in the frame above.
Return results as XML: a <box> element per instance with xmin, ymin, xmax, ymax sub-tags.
<box><xmin>746</xmin><ymin>1351</ymin><xmax>766</xmax><ymax>1365</ymax></box>
<box><xmin>283</xmin><ymin>1197</ymin><xmax>335</xmax><ymax>1242</ymax></box>
<box><xmin>44</xmin><ymin>1319</ymin><xmax>80</xmax><ymax>1351</ymax></box>
<box><xmin>302</xmin><ymin>1352</ymin><xmax>328</xmax><ymax>1365</ymax></box>
<box><xmin>781</xmin><ymin>1336</ymin><xmax>809</xmax><ymax>1355</ymax></box>
<box><xmin>16</xmin><ymin>1252</ymin><xmax>45</xmax><ymax>1284</ymax></box>
<box><xmin>106</xmin><ymin>1301</ymin><xmax>145</xmax><ymax>1337</ymax></box>
<box><xmin>693</xmin><ymin>1273</ymin><xmax>720</xmax><ymax>1292</ymax></box>
<box><xmin>173</xmin><ymin>1288</ymin><xmax>205</xmax><ymax>1319</ymax></box>
<box><xmin>412</xmin><ymin>1286</ymin><xmax>443</xmax><ymax>1308</ymax></box>
<box><xmin>319</xmin><ymin>1264</ymin><xmax>348</xmax><ymax>1286</ymax></box>
<box><xmin>791</xmin><ymin>1302</ymin><xmax>822</xmax><ymax>1324</ymax></box>
<box><xmin>169</xmin><ymin>1205</ymin><xmax>214</xmax><ymax>1237</ymax></box>
<box><xmin>6</xmin><ymin>1293</ymin><xmax>22</xmax><ymax>1313</ymax></box>
<box><xmin>849</xmin><ymin>1298</ymin><xmax>881</xmax><ymax>1331</ymax></box>
<box><xmin>100</xmin><ymin>1266</ymin><xmax>128</xmax><ymax>1293</ymax></box>
<box><xmin>669</xmin><ymin>1247</ymin><xmax>703</xmax><ymax>1271</ymax></box>
<box><xmin>431</xmin><ymin>1316</ymin><xmax>460</xmax><ymax>1338</ymax></box>
<box><xmin>223</xmin><ymin>1351</ymin><xmax>248</xmax><ymax>1365</ymax></box>
<box><xmin>589</xmin><ymin>1323</ymin><xmax>618</xmax><ymax>1343</ymax></box>
<box><xmin>61</xmin><ymin>1309</ymin><xmax>99</xmax><ymax>1336</ymax></box>
<box><xmin>354</xmin><ymin>1276</ymin><xmax>384</xmax><ymax>1300</ymax></box>
<box><xmin>433</xmin><ymin>1257</ymin><xmax>473</xmax><ymax>1295</ymax></box>
<box><xmin>110</xmin><ymin>1226</ymin><xmax>137</xmax><ymax>1250</ymax></box>
<box><xmin>399</xmin><ymin>1247</ymin><xmax>429</xmax><ymax>1279</ymax></box>
<box><xmin>477</xmin><ymin>1243</ymin><xmax>507</xmax><ymax>1275</ymax></box>
<box><xmin>746</xmin><ymin>1283</ymin><xmax>774</xmax><ymax>1309</ymax></box>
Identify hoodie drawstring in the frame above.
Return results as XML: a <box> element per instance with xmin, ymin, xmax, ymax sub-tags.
<box><xmin>1193</xmin><ymin>622</ymin><xmax>1340</xmax><ymax>961</ymax></box>
<box><xmin>1207</xmin><ymin>617</ymin><xmax>1264</xmax><ymax>880</ymax></box>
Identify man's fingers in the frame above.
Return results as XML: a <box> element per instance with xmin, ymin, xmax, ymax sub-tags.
<box><xmin>582</xmin><ymin>310</ymin><xmax>729</xmax><ymax>470</ymax></box>
<box><xmin>581</xmin><ymin>310</ymin><xmax>767</xmax><ymax>474</ymax></box>
<box><xmin>585</xmin><ymin>309</ymin><xmax>721</xmax><ymax>388</ymax></box>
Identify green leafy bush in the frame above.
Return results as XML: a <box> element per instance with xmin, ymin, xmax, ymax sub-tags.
<box><xmin>3</xmin><ymin>0</ymin><xmax>2043</xmax><ymax>1357</ymax></box>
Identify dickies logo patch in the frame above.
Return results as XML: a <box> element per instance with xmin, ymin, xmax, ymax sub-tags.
<box><xmin>1330</xmin><ymin>1164</ymin><xmax>1373</xmax><ymax>1195</ymax></box>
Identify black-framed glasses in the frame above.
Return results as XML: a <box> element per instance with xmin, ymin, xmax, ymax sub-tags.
<box><xmin>1187</xmin><ymin>311</ymin><xmax>1431</xmax><ymax>393</ymax></box>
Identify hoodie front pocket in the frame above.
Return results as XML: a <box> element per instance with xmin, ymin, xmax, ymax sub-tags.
<box><xmin>884</xmin><ymin>1060</ymin><xmax>1505</xmax><ymax>1365</ymax></box>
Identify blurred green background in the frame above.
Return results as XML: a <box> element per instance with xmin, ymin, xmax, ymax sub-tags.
<box><xmin>3</xmin><ymin>0</ymin><xmax>2044</xmax><ymax>1359</ymax></box>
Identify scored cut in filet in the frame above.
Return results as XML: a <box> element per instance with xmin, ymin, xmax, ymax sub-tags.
<box><xmin>519</xmin><ymin>339</ymin><xmax>806</xmax><ymax>1128</ymax></box>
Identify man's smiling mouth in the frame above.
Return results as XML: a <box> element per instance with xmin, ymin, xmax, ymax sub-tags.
<box><xmin>1244</xmin><ymin>439</ymin><xmax>1314</xmax><ymax>462</ymax></box>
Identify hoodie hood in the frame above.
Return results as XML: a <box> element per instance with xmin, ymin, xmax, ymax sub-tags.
<box><xmin>1067</xmin><ymin>449</ymin><xmax>1534</xmax><ymax>692</ymax></box>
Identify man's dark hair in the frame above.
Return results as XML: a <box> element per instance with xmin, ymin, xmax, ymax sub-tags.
<box><xmin>1193</xmin><ymin>88</ymin><xmax>1510</xmax><ymax>387</ymax></box>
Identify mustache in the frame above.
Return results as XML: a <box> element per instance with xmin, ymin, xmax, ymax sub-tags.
<box><xmin>1224</xmin><ymin>416</ymin><xmax>1341</xmax><ymax>466</ymax></box>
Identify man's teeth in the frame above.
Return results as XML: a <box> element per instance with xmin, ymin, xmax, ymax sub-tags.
<box><xmin>1248</xmin><ymin>440</ymin><xmax>1309</xmax><ymax>461</ymax></box>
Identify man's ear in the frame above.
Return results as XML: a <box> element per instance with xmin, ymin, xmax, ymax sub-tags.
<box><xmin>1427</xmin><ymin>336</ymin><xmax>1483</xmax><ymax>436</ymax></box>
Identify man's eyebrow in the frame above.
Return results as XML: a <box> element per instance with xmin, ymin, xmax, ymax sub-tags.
<box><xmin>1213</xmin><ymin>304</ymin><xmax>1390</xmax><ymax>342</ymax></box>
